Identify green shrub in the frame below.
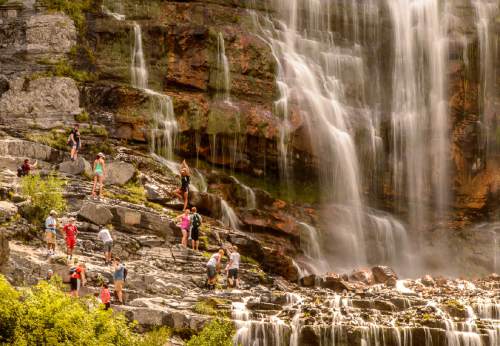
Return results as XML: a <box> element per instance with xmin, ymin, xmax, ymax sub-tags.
<box><xmin>20</xmin><ymin>174</ymin><xmax>66</xmax><ymax>225</ymax></box>
<box><xmin>53</xmin><ymin>59</ymin><xmax>96</xmax><ymax>82</ymax></box>
<box><xmin>41</xmin><ymin>0</ymin><xmax>92</xmax><ymax>32</ymax></box>
<box><xmin>0</xmin><ymin>276</ymin><xmax>21</xmax><ymax>343</ymax></box>
<box><xmin>26</xmin><ymin>130</ymin><xmax>68</xmax><ymax>151</ymax></box>
<box><xmin>186</xmin><ymin>319</ymin><xmax>235</xmax><ymax>346</ymax></box>
<box><xmin>136</xmin><ymin>327</ymin><xmax>171</xmax><ymax>346</ymax></box>
<box><xmin>75</xmin><ymin>111</ymin><xmax>90</xmax><ymax>123</ymax></box>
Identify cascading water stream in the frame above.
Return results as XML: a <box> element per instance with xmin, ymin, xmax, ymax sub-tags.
<box><xmin>215</xmin><ymin>32</ymin><xmax>232</xmax><ymax>104</ymax></box>
<box><xmin>130</xmin><ymin>23</ymin><xmax>178</xmax><ymax>161</ymax></box>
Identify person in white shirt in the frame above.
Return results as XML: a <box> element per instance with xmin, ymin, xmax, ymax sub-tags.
<box><xmin>206</xmin><ymin>249</ymin><xmax>224</xmax><ymax>290</ymax></box>
<box><xmin>45</xmin><ymin>210</ymin><xmax>58</xmax><ymax>255</ymax></box>
<box><xmin>226</xmin><ymin>246</ymin><xmax>241</xmax><ymax>289</ymax></box>
<box><xmin>97</xmin><ymin>225</ymin><xmax>113</xmax><ymax>265</ymax></box>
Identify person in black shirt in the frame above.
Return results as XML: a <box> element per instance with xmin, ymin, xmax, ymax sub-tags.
<box><xmin>68</xmin><ymin>124</ymin><xmax>81</xmax><ymax>161</ymax></box>
<box><xmin>175</xmin><ymin>160</ymin><xmax>191</xmax><ymax>210</ymax></box>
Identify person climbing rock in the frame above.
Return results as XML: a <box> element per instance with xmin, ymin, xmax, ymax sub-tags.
<box><xmin>175</xmin><ymin>160</ymin><xmax>191</xmax><ymax>210</ymax></box>
<box><xmin>100</xmin><ymin>283</ymin><xmax>111</xmax><ymax>310</ymax></box>
<box><xmin>226</xmin><ymin>245</ymin><xmax>241</xmax><ymax>289</ymax></box>
<box><xmin>176</xmin><ymin>209</ymin><xmax>190</xmax><ymax>247</ymax></box>
<box><xmin>190</xmin><ymin>207</ymin><xmax>202</xmax><ymax>251</ymax></box>
<box><xmin>45</xmin><ymin>210</ymin><xmax>58</xmax><ymax>256</ymax></box>
<box><xmin>206</xmin><ymin>249</ymin><xmax>224</xmax><ymax>290</ymax></box>
<box><xmin>97</xmin><ymin>225</ymin><xmax>113</xmax><ymax>265</ymax></box>
<box><xmin>17</xmin><ymin>159</ymin><xmax>37</xmax><ymax>177</ymax></box>
<box><xmin>45</xmin><ymin>269</ymin><xmax>53</xmax><ymax>281</ymax></box>
<box><xmin>62</xmin><ymin>217</ymin><xmax>78</xmax><ymax>261</ymax></box>
<box><xmin>68</xmin><ymin>124</ymin><xmax>81</xmax><ymax>161</ymax></box>
<box><xmin>113</xmin><ymin>257</ymin><xmax>126</xmax><ymax>304</ymax></box>
<box><xmin>69</xmin><ymin>262</ymin><xmax>86</xmax><ymax>298</ymax></box>
<box><xmin>91</xmin><ymin>153</ymin><xmax>106</xmax><ymax>199</ymax></box>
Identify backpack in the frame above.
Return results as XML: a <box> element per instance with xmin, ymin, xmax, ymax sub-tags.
<box><xmin>192</xmin><ymin>214</ymin><xmax>201</xmax><ymax>228</ymax></box>
<box><xmin>69</xmin><ymin>266</ymin><xmax>77</xmax><ymax>275</ymax></box>
<box><xmin>17</xmin><ymin>167</ymin><xmax>24</xmax><ymax>177</ymax></box>
<box><xmin>123</xmin><ymin>266</ymin><xmax>128</xmax><ymax>281</ymax></box>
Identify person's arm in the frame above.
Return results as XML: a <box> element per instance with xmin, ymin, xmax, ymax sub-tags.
<box><xmin>93</xmin><ymin>160</ymin><xmax>97</xmax><ymax>172</ymax></box>
<box><xmin>81</xmin><ymin>268</ymin><xmax>86</xmax><ymax>285</ymax></box>
<box><xmin>101</xmin><ymin>160</ymin><xmax>106</xmax><ymax>177</ymax></box>
<box><xmin>69</xmin><ymin>132</ymin><xmax>75</xmax><ymax>144</ymax></box>
<box><xmin>181</xmin><ymin>160</ymin><xmax>191</xmax><ymax>176</ymax></box>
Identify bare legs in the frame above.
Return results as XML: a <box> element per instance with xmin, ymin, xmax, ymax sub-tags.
<box><xmin>71</xmin><ymin>146</ymin><xmax>78</xmax><ymax>161</ymax></box>
<box><xmin>191</xmin><ymin>240</ymin><xmax>199</xmax><ymax>251</ymax></box>
<box><xmin>181</xmin><ymin>229</ymin><xmax>188</xmax><ymax>247</ymax></box>
<box><xmin>92</xmin><ymin>175</ymin><xmax>104</xmax><ymax>198</ymax></box>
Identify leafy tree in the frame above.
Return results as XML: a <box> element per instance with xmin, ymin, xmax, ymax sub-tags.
<box><xmin>20</xmin><ymin>174</ymin><xmax>66</xmax><ymax>225</ymax></box>
<box><xmin>0</xmin><ymin>276</ymin><xmax>20</xmax><ymax>343</ymax></box>
<box><xmin>186</xmin><ymin>319</ymin><xmax>235</xmax><ymax>346</ymax></box>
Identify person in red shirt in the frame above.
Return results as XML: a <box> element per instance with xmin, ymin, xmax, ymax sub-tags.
<box><xmin>69</xmin><ymin>262</ymin><xmax>86</xmax><ymax>298</ymax></box>
<box><xmin>100</xmin><ymin>283</ymin><xmax>111</xmax><ymax>310</ymax></box>
<box><xmin>62</xmin><ymin>218</ymin><xmax>78</xmax><ymax>260</ymax></box>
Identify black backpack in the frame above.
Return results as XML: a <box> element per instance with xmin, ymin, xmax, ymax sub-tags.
<box><xmin>17</xmin><ymin>167</ymin><xmax>24</xmax><ymax>177</ymax></box>
<box><xmin>123</xmin><ymin>266</ymin><xmax>128</xmax><ymax>281</ymax></box>
<box><xmin>192</xmin><ymin>214</ymin><xmax>201</xmax><ymax>228</ymax></box>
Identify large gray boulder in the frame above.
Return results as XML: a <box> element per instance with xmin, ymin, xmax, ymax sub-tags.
<box><xmin>105</xmin><ymin>161</ymin><xmax>135</xmax><ymax>186</ymax></box>
<box><xmin>0</xmin><ymin>201</ymin><xmax>18</xmax><ymax>223</ymax></box>
<box><xmin>78</xmin><ymin>202</ymin><xmax>113</xmax><ymax>226</ymax></box>
<box><xmin>58</xmin><ymin>157</ymin><xmax>92</xmax><ymax>176</ymax></box>
<box><xmin>0</xmin><ymin>139</ymin><xmax>58</xmax><ymax>161</ymax></box>
<box><xmin>26</xmin><ymin>14</ymin><xmax>76</xmax><ymax>60</ymax></box>
<box><xmin>0</xmin><ymin>231</ymin><xmax>9</xmax><ymax>272</ymax></box>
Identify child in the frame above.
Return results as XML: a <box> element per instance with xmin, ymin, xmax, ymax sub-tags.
<box><xmin>176</xmin><ymin>209</ymin><xmax>190</xmax><ymax>247</ymax></box>
<box><xmin>100</xmin><ymin>283</ymin><xmax>111</xmax><ymax>310</ymax></box>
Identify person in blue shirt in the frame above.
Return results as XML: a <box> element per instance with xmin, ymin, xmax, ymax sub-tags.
<box><xmin>113</xmin><ymin>257</ymin><xmax>126</xmax><ymax>304</ymax></box>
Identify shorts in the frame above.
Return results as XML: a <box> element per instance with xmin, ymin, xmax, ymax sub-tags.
<box><xmin>45</xmin><ymin>231</ymin><xmax>56</xmax><ymax>244</ymax></box>
<box><xmin>95</xmin><ymin>171</ymin><xmax>103</xmax><ymax>177</ymax></box>
<box><xmin>103</xmin><ymin>241</ymin><xmax>113</xmax><ymax>252</ymax></box>
<box><xmin>71</xmin><ymin>141</ymin><xmax>81</xmax><ymax>150</ymax></box>
<box><xmin>114</xmin><ymin>280</ymin><xmax>124</xmax><ymax>291</ymax></box>
<box><xmin>191</xmin><ymin>227</ymin><xmax>199</xmax><ymax>241</ymax></box>
<box><xmin>228</xmin><ymin>268</ymin><xmax>238</xmax><ymax>279</ymax></box>
<box><xmin>180</xmin><ymin>185</ymin><xmax>189</xmax><ymax>193</ymax></box>
<box><xmin>70</xmin><ymin>277</ymin><xmax>78</xmax><ymax>291</ymax></box>
<box><xmin>104</xmin><ymin>302</ymin><xmax>111</xmax><ymax>310</ymax></box>
<box><xmin>66</xmin><ymin>237</ymin><xmax>76</xmax><ymax>249</ymax></box>
<box><xmin>207</xmin><ymin>265</ymin><xmax>216</xmax><ymax>279</ymax></box>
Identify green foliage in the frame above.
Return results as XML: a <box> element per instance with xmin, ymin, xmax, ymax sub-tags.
<box><xmin>241</xmin><ymin>255</ymin><xmax>259</xmax><ymax>266</ymax></box>
<box><xmin>186</xmin><ymin>319</ymin><xmax>235</xmax><ymax>346</ymax></box>
<box><xmin>41</xmin><ymin>0</ymin><xmax>92</xmax><ymax>32</ymax></box>
<box><xmin>53</xmin><ymin>59</ymin><xmax>96</xmax><ymax>83</ymax></box>
<box><xmin>0</xmin><ymin>0</ymin><xmax>8</xmax><ymax>6</ymax></box>
<box><xmin>105</xmin><ymin>182</ymin><xmax>145</xmax><ymax>205</ymax></box>
<box><xmin>26</xmin><ymin>129</ymin><xmax>68</xmax><ymax>151</ymax></box>
<box><xmin>198</xmin><ymin>235</ymin><xmax>209</xmax><ymax>250</ymax></box>
<box><xmin>193</xmin><ymin>298</ymin><xmax>229</xmax><ymax>317</ymax></box>
<box><xmin>145</xmin><ymin>201</ymin><xmax>164</xmax><ymax>212</ymax></box>
<box><xmin>75</xmin><ymin>111</ymin><xmax>90</xmax><ymax>123</ymax></box>
<box><xmin>20</xmin><ymin>174</ymin><xmax>66</xmax><ymax>225</ymax></box>
<box><xmin>0</xmin><ymin>276</ymin><xmax>162</xmax><ymax>345</ymax></box>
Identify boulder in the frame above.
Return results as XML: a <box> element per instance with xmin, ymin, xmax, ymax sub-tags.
<box><xmin>26</xmin><ymin>14</ymin><xmax>76</xmax><ymax>59</ymax></box>
<box><xmin>0</xmin><ymin>139</ymin><xmax>58</xmax><ymax>162</ymax></box>
<box><xmin>188</xmin><ymin>191</ymin><xmax>222</xmax><ymax>219</ymax></box>
<box><xmin>300</xmin><ymin>274</ymin><xmax>316</xmax><ymax>287</ymax></box>
<box><xmin>260</xmin><ymin>247</ymin><xmax>299</xmax><ymax>282</ymax></box>
<box><xmin>0</xmin><ymin>201</ymin><xmax>17</xmax><ymax>223</ymax></box>
<box><xmin>105</xmin><ymin>161</ymin><xmax>135</xmax><ymax>185</ymax></box>
<box><xmin>58</xmin><ymin>158</ymin><xmax>92</xmax><ymax>176</ymax></box>
<box><xmin>421</xmin><ymin>275</ymin><xmax>436</xmax><ymax>287</ymax></box>
<box><xmin>320</xmin><ymin>273</ymin><xmax>354</xmax><ymax>292</ymax></box>
<box><xmin>0</xmin><ymin>232</ymin><xmax>9</xmax><ymax>272</ymax></box>
<box><xmin>349</xmin><ymin>268</ymin><xmax>375</xmax><ymax>285</ymax></box>
<box><xmin>78</xmin><ymin>202</ymin><xmax>113</xmax><ymax>226</ymax></box>
<box><xmin>372</xmin><ymin>266</ymin><xmax>398</xmax><ymax>284</ymax></box>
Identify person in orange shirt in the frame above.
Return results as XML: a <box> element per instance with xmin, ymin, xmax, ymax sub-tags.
<box><xmin>100</xmin><ymin>283</ymin><xmax>111</xmax><ymax>310</ymax></box>
<box><xmin>62</xmin><ymin>217</ymin><xmax>78</xmax><ymax>261</ymax></box>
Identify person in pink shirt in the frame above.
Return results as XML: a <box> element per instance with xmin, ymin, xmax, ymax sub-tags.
<box><xmin>176</xmin><ymin>209</ymin><xmax>191</xmax><ymax>247</ymax></box>
<box><xmin>100</xmin><ymin>283</ymin><xmax>111</xmax><ymax>310</ymax></box>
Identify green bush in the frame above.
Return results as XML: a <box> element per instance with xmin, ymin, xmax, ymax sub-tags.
<box><xmin>26</xmin><ymin>129</ymin><xmax>68</xmax><ymax>151</ymax></box>
<box><xmin>53</xmin><ymin>60</ymin><xmax>96</xmax><ymax>82</ymax></box>
<box><xmin>136</xmin><ymin>327</ymin><xmax>171</xmax><ymax>346</ymax></box>
<box><xmin>0</xmin><ymin>276</ymin><xmax>21</xmax><ymax>343</ymax></box>
<box><xmin>75</xmin><ymin>111</ymin><xmax>90</xmax><ymax>123</ymax></box>
<box><xmin>186</xmin><ymin>319</ymin><xmax>235</xmax><ymax>346</ymax></box>
<box><xmin>20</xmin><ymin>174</ymin><xmax>66</xmax><ymax>225</ymax></box>
<box><xmin>41</xmin><ymin>0</ymin><xmax>92</xmax><ymax>32</ymax></box>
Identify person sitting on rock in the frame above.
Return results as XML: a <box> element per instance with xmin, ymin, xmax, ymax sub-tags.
<box><xmin>97</xmin><ymin>225</ymin><xmax>113</xmax><ymax>265</ymax></box>
<box><xmin>174</xmin><ymin>160</ymin><xmax>190</xmax><ymax>210</ymax></box>
<box><xmin>206</xmin><ymin>249</ymin><xmax>224</xmax><ymax>290</ymax></box>
<box><xmin>45</xmin><ymin>210</ymin><xmax>58</xmax><ymax>256</ymax></box>
<box><xmin>226</xmin><ymin>245</ymin><xmax>241</xmax><ymax>289</ymax></box>
<box><xmin>17</xmin><ymin>159</ymin><xmax>37</xmax><ymax>177</ymax></box>
<box><xmin>68</xmin><ymin>123</ymin><xmax>81</xmax><ymax>161</ymax></box>
<box><xmin>69</xmin><ymin>262</ymin><xmax>86</xmax><ymax>298</ymax></box>
<box><xmin>112</xmin><ymin>257</ymin><xmax>126</xmax><ymax>305</ymax></box>
<box><xmin>91</xmin><ymin>153</ymin><xmax>106</xmax><ymax>200</ymax></box>
<box><xmin>190</xmin><ymin>207</ymin><xmax>202</xmax><ymax>251</ymax></box>
<box><xmin>100</xmin><ymin>283</ymin><xmax>111</xmax><ymax>310</ymax></box>
<box><xmin>176</xmin><ymin>209</ymin><xmax>190</xmax><ymax>247</ymax></box>
<box><xmin>62</xmin><ymin>217</ymin><xmax>78</xmax><ymax>261</ymax></box>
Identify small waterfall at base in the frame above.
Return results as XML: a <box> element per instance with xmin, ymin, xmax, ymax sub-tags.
<box><xmin>215</xmin><ymin>32</ymin><xmax>231</xmax><ymax>103</ymax></box>
<box><xmin>221</xmin><ymin>199</ymin><xmax>241</xmax><ymax>230</ymax></box>
<box><xmin>130</xmin><ymin>22</ymin><xmax>178</xmax><ymax>160</ymax></box>
<box><xmin>230</xmin><ymin>176</ymin><xmax>256</xmax><ymax>209</ymax></box>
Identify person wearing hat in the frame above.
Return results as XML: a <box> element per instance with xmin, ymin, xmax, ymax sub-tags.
<box><xmin>62</xmin><ymin>217</ymin><xmax>79</xmax><ymax>261</ymax></box>
<box><xmin>91</xmin><ymin>153</ymin><xmax>106</xmax><ymax>199</ymax></box>
<box><xmin>45</xmin><ymin>210</ymin><xmax>58</xmax><ymax>256</ymax></box>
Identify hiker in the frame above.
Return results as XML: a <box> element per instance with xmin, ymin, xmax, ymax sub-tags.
<box><xmin>113</xmin><ymin>257</ymin><xmax>126</xmax><ymax>304</ymax></box>
<box><xmin>91</xmin><ymin>153</ymin><xmax>106</xmax><ymax>199</ymax></box>
<box><xmin>175</xmin><ymin>160</ymin><xmax>190</xmax><ymax>210</ymax></box>
<box><xmin>100</xmin><ymin>283</ymin><xmax>111</xmax><ymax>310</ymax></box>
<box><xmin>69</xmin><ymin>262</ymin><xmax>86</xmax><ymax>298</ymax></box>
<box><xmin>45</xmin><ymin>210</ymin><xmax>58</xmax><ymax>256</ymax></box>
<box><xmin>68</xmin><ymin>124</ymin><xmax>81</xmax><ymax>161</ymax></box>
<box><xmin>226</xmin><ymin>246</ymin><xmax>241</xmax><ymax>289</ymax></box>
<box><xmin>176</xmin><ymin>209</ymin><xmax>190</xmax><ymax>247</ymax></box>
<box><xmin>62</xmin><ymin>217</ymin><xmax>78</xmax><ymax>261</ymax></box>
<box><xmin>206</xmin><ymin>249</ymin><xmax>224</xmax><ymax>290</ymax></box>
<box><xmin>190</xmin><ymin>207</ymin><xmax>202</xmax><ymax>251</ymax></box>
<box><xmin>97</xmin><ymin>225</ymin><xmax>113</xmax><ymax>265</ymax></box>
<box><xmin>17</xmin><ymin>159</ymin><xmax>37</xmax><ymax>177</ymax></box>
<box><xmin>46</xmin><ymin>269</ymin><xmax>53</xmax><ymax>281</ymax></box>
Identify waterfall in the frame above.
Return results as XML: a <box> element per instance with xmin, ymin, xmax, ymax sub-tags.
<box><xmin>230</xmin><ymin>176</ymin><xmax>256</xmax><ymax>209</ymax></box>
<box><xmin>131</xmin><ymin>23</ymin><xmax>178</xmax><ymax>160</ymax></box>
<box><xmin>215</xmin><ymin>32</ymin><xmax>231</xmax><ymax>103</ymax></box>
<box><xmin>221</xmin><ymin>199</ymin><xmax>241</xmax><ymax>230</ymax></box>
<box><xmin>387</xmin><ymin>0</ymin><xmax>450</xmax><ymax>229</ymax></box>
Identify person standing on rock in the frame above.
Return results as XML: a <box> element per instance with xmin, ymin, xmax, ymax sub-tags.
<box><xmin>62</xmin><ymin>217</ymin><xmax>78</xmax><ymax>261</ymax></box>
<box><xmin>97</xmin><ymin>225</ymin><xmax>113</xmax><ymax>265</ymax></box>
<box><xmin>68</xmin><ymin>124</ymin><xmax>81</xmax><ymax>161</ymax></box>
<box><xmin>206</xmin><ymin>249</ymin><xmax>224</xmax><ymax>290</ymax></box>
<box><xmin>69</xmin><ymin>262</ymin><xmax>86</xmax><ymax>298</ymax></box>
<box><xmin>112</xmin><ymin>257</ymin><xmax>125</xmax><ymax>304</ymax></box>
<box><xmin>226</xmin><ymin>246</ymin><xmax>241</xmax><ymax>289</ymax></box>
<box><xmin>100</xmin><ymin>283</ymin><xmax>111</xmax><ymax>310</ymax></box>
<box><xmin>176</xmin><ymin>209</ymin><xmax>191</xmax><ymax>247</ymax></box>
<box><xmin>91</xmin><ymin>153</ymin><xmax>106</xmax><ymax>200</ymax></box>
<box><xmin>190</xmin><ymin>207</ymin><xmax>202</xmax><ymax>251</ymax></box>
<box><xmin>175</xmin><ymin>160</ymin><xmax>191</xmax><ymax>210</ymax></box>
<box><xmin>45</xmin><ymin>210</ymin><xmax>58</xmax><ymax>256</ymax></box>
